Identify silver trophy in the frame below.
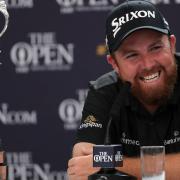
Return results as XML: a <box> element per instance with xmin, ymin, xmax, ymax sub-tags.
<box><xmin>0</xmin><ymin>0</ymin><xmax>9</xmax><ymax>37</ymax></box>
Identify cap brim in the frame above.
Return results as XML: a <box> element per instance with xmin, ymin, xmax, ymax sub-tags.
<box><xmin>112</xmin><ymin>26</ymin><xmax>169</xmax><ymax>52</ymax></box>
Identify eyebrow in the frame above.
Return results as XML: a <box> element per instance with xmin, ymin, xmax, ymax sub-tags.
<box><xmin>149</xmin><ymin>39</ymin><xmax>163</xmax><ymax>48</ymax></box>
<box><xmin>119</xmin><ymin>36</ymin><xmax>164</xmax><ymax>55</ymax></box>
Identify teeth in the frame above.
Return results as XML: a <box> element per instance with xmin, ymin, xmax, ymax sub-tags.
<box><xmin>143</xmin><ymin>72</ymin><xmax>159</xmax><ymax>82</ymax></box>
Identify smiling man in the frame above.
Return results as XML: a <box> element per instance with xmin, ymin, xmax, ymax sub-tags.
<box><xmin>67</xmin><ymin>0</ymin><xmax>180</xmax><ymax>179</ymax></box>
<box><xmin>108</xmin><ymin>29</ymin><xmax>177</xmax><ymax>113</ymax></box>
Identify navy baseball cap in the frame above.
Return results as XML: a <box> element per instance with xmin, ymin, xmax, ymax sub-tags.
<box><xmin>106</xmin><ymin>0</ymin><xmax>170</xmax><ymax>54</ymax></box>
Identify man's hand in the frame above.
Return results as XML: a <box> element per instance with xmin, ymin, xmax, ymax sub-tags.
<box><xmin>67</xmin><ymin>144</ymin><xmax>100</xmax><ymax>180</ymax></box>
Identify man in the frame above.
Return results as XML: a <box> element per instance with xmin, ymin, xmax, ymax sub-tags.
<box><xmin>68</xmin><ymin>0</ymin><xmax>180</xmax><ymax>179</ymax></box>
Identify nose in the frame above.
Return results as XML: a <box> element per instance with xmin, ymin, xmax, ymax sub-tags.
<box><xmin>140</xmin><ymin>54</ymin><xmax>156</xmax><ymax>70</ymax></box>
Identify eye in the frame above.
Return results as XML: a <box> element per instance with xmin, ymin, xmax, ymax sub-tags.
<box><xmin>125</xmin><ymin>52</ymin><xmax>138</xmax><ymax>60</ymax></box>
<box><xmin>150</xmin><ymin>44</ymin><xmax>163</xmax><ymax>52</ymax></box>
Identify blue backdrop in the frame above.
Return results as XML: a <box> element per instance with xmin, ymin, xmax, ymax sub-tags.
<box><xmin>0</xmin><ymin>0</ymin><xmax>180</xmax><ymax>179</ymax></box>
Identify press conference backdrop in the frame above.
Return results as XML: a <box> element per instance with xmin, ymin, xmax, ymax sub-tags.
<box><xmin>0</xmin><ymin>0</ymin><xmax>179</xmax><ymax>180</ymax></box>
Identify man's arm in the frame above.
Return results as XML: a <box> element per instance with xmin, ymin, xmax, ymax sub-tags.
<box><xmin>67</xmin><ymin>142</ymin><xmax>100</xmax><ymax>180</ymax></box>
<box><xmin>67</xmin><ymin>142</ymin><xmax>142</xmax><ymax>180</ymax></box>
<box><xmin>116</xmin><ymin>156</ymin><xmax>141</xmax><ymax>179</ymax></box>
<box><xmin>117</xmin><ymin>153</ymin><xmax>180</xmax><ymax>180</ymax></box>
<box><xmin>72</xmin><ymin>142</ymin><xmax>94</xmax><ymax>157</ymax></box>
<box><xmin>68</xmin><ymin>143</ymin><xmax>180</xmax><ymax>180</ymax></box>
<box><xmin>67</xmin><ymin>143</ymin><xmax>141</xmax><ymax>180</ymax></box>
<box><xmin>164</xmin><ymin>153</ymin><xmax>180</xmax><ymax>180</ymax></box>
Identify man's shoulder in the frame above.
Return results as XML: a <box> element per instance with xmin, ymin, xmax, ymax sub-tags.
<box><xmin>89</xmin><ymin>70</ymin><xmax>119</xmax><ymax>90</ymax></box>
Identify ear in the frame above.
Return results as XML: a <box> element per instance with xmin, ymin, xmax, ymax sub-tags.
<box><xmin>169</xmin><ymin>34</ymin><xmax>176</xmax><ymax>53</ymax></box>
<box><xmin>107</xmin><ymin>55</ymin><xmax>119</xmax><ymax>73</ymax></box>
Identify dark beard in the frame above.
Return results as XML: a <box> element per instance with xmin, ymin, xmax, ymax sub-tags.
<box><xmin>131</xmin><ymin>62</ymin><xmax>177</xmax><ymax>106</ymax></box>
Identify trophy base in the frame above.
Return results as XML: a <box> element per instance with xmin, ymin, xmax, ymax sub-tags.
<box><xmin>88</xmin><ymin>168</ymin><xmax>137</xmax><ymax>180</ymax></box>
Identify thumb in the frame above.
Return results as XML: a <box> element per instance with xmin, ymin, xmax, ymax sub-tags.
<box><xmin>82</xmin><ymin>146</ymin><xmax>93</xmax><ymax>155</ymax></box>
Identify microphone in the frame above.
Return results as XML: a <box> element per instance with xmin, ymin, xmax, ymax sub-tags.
<box><xmin>88</xmin><ymin>82</ymin><xmax>137</xmax><ymax>180</ymax></box>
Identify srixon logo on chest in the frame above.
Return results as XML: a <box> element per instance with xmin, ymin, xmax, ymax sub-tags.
<box><xmin>111</xmin><ymin>10</ymin><xmax>156</xmax><ymax>38</ymax></box>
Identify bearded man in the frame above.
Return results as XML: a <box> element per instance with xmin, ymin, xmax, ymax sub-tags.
<box><xmin>67</xmin><ymin>0</ymin><xmax>180</xmax><ymax>179</ymax></box>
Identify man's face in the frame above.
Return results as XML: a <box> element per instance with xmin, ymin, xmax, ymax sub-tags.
<box><xmin>108</xmin><ymin>29</ymin><xmax>177</xmax><ymax>106</ymax></box>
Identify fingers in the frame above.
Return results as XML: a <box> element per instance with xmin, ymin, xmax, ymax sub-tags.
<box><xmin>67</xmin><ymin>164</ymin><xmax>74</xmax><ymax>175</ymax></box>
<box><xmin>68</xmin><ymin>156</ymin><xmax>91</xmax><ymax>171</ymax></box>
<box><xmin>67</xmin><ymin>155</ymin><xmax>100</xmax><ymax>180</ymax></box>
<box><xmin>68</xmin><ymin>174</ymin><xmax>88</xmax><ymax>180</ymax></box>
<box><xmin>67</xmin><ymin>161</ymin><xmax>88</xmax><ymax>180</ymax></box>
<box><xmin>68</xmin><ymin>157</ymin><xmax>84</xmax><ymax>176</ymax></box>
<box><xmin>82</xmin><ymin>146</ymin><xmax>93</xmax><ymax>155</ymax></box>
<box><xmin>68</xmin><ymin>157</ymin><xmax>74</xmax><ymax>167</ymax></box>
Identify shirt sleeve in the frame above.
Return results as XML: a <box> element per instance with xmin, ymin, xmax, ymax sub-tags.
<box><xmin>75</xmin><ymin>85</ymin><xmax>115</xmax><ymax>145</ymax></box>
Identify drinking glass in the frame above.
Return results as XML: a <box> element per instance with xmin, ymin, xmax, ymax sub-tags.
<box><xmin>140</xmin><ymin>146</ymin><xmax>165</xmax><ymax>180</ymax></box>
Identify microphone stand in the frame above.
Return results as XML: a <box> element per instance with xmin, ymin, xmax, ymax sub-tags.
<box><xmin>89</xmin><ymin>168</ymin><xmax>136</xmax><ymax>180</ymax></box>
<box><xmin>88</xmin><ymin>82</ymin><xmax>137</xmax><ymax>180</ymax></box>
<box><xmin>88</xmin><ymin>118</ymin><xmax>137</xmax><ymax>180</ymax></box>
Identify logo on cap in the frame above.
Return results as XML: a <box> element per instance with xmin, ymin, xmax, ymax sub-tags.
<box><xmin>111</xmin><ymin>10</ymin><xmax>156</xmax><ymax>38</ymax></box>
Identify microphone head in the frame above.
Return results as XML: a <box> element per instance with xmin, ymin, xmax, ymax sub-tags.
<box><xmin>93</xmin><ymin>144</ymin><xmax>123</xmax><ymax>168</ymax></box>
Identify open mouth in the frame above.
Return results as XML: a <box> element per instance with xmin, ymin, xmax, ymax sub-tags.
<box><xmin>140</xmin><ymin>71</ymin><xmax>161</xmax><ymax>83</ymax></box>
